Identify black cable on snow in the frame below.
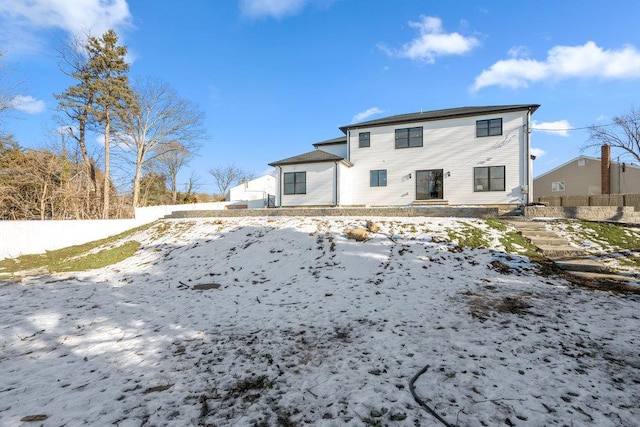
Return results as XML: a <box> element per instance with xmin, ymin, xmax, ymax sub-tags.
<box><xmin>409</xmin><ymin>364</ymin><xmax>455</xmax><ymax>427</ymax></box>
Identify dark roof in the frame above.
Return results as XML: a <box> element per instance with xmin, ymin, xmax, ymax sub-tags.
<box><xmin>269</xmin><ymin>149</ymin><xmax>344</xmax><ymax>166</ymax></box>
<box><xmin>313</xmin><ymin>136</ymin><xmax>347</xmax><ymax>147</ymax></box>
<box><xmin>339</xmin><ymin>104</ymin><xmax>540</xmax><ymax>133</ymax></box>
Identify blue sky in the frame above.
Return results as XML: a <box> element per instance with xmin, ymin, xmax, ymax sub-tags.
<box><xmin>1</xmin><ymin>0</ymin><xmax>640</xmax><ymax>192</ymax></box>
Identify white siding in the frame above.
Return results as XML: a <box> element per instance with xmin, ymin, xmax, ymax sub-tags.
<box><xmin>318</xmin><ymin>144</ymin><xmax>347</xmax><ymax>158</ymax></box>
<box><xmin>229</xmin><ymin>175</ymin><xmax>276</xmax><ymax>203</ymax></box>
<box><xmin>344</xmin><ymin>111</ymin><xmax>528</xmax><ymax>205</ymax></box>
<box><xmin>337</xmin><ymin>163</ymin><xmax>352</xmax><ymax>205</ymax></box>
<box><xmin>277</xmin><ymin>162</ymin><xmax>337</xmax><ymax>206</ymax></box>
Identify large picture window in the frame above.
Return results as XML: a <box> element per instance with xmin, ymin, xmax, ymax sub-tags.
<box><xmin>474</xmin><ymin>166</ymin><xmax>505</xmax><ymax>192</ymax></box>
<box><xmin>395</xmin><ymin>127</ymin><xmax>423</xmax><ymax>148</ymax></box>
<box><xmin>370</xmin><ymin>169</ymin><xmax>387</xmax><ymax>187</ymax></box>
<box><xmin>284</xmin><ymin>172</ymin><xmax>306</xmax><ymax>195</ymax></box>
<box><xmin>359</xmin><ymin>132</ymin><xmax>370</xmax><ymax>148</ymax></box>
<box><xmin>476</xmin><ymin>118</ymin><xmax>502</xmax><ymax>137</ymax></box>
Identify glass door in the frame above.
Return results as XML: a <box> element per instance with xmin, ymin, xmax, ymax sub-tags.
<box><xmin>416</xmin><ymin>169</ymin><xmax>443</xmax><ymax>200</ymax></box>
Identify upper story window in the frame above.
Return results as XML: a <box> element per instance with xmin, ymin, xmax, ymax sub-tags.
<box><xmin>370</xmin><ymin>169</ymin><xmax>387</xmax><ymax>187</ymax></box>
<box><xmin>283</xmin><ymin>172</ymin><xmax>306</xmax><ymax>195</ymax></box>
<box><xmin>474</xmin><ymin>166</ymin><xmax>505</xmax><ymax>192</ymax></box>
<box><xmin>476</xmin><ymin>118</ymin><xmax>502</xmax><ymax>137</ymax></box>
<box><xmin>395</xmin><ymin>127</ymin><xmax>423</xmax><ymax>148</ymax></box>
<box><xmin>359</xmin><ymin>132</ymin><xmax>370</xmax><ymax>148</ymax></box>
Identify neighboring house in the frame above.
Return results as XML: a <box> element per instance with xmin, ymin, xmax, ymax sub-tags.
<box><xmin>534</xmin><ymin>146</ymin><xmax>640</xmax><ymax>198</ymax></box>
<box><xmin>228</xmin><ymin>175</ymin><xmax>276</xmax><ymax>208</ymax></box>
<box><xmin>269</xmin><ymin>104</ymin><xmax>539</xmax><ymax>207</ymax></box>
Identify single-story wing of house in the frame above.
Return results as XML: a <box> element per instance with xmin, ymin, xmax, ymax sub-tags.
<box><xmin>228</xmin><ymin>174</ymin><xmax>276</xmax><ymax>208</ymax></box>
<box><xmin>533</xmin><ymin>145</ymin><xmax>640</xmax><ymax>198</ymax></box>
<box><xmin>269</xmin><ymin>104</ymin><xmax>539</xmax><ymax>207</ymax></box>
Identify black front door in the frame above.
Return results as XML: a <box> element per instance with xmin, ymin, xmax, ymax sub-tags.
<box><xmin>416</xmin><ymin>169</ymin><xmax>443</xmax><ymax>200</ymax></box>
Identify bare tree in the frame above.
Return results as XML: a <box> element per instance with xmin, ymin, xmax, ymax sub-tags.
<box><xmin>182</xmin><ymin>170</ymin><xmax>201</xmax><ymax>203</ymax></box>
<box><xmin>117</xmin><ymin>78</ymin><xmax>205</xmax><ymax>207</ymax></box>
<box><xmin>0</xmin><ymin>50</ymin><xmax>20</xmax><ymax>116</ymax></box>
<box><xmin>0</xmin><ymin>50</ymin><xmax>11</xmax><ymax>116</ymax></box>
<box><xmin>154</xmin><ymin>140</ymin><xmax>193</xmax><ymax>204</ymax></box>
<box><xmin>585</xmin><ymin>107</ymin><xmax>640</xmax><ymax>163</ymax></box>
<box><xmin>209</xmin><ymin>164</ymin><xmax>254</xmax><ymax>198</ymax></box>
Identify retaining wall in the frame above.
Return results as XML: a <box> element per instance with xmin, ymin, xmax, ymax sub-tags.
<box><xmin>166</xmin><ymin>206</ymin><xmax>500</xmax><ymax>219</ymax></box>
<box><xmin>524</xmin><ymin>206</ymin><xmax>638</xmax><ymax>222</ymax></box>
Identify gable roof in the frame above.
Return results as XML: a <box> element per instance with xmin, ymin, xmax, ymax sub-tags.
<box><xmin>339</xmin><ymin>104</ymin><xmax>540</xmax><ymax>133</ymax></box>
<box><xmin>269</xmin><ymin>149</ymin><xmax>345</xmax><ymax>166</ymax></box>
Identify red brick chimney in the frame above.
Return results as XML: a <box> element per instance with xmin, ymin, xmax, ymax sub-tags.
<box><xmin>601</xmin><ymin>144</ymin><xmax>610</xmax><ymax>195</ymax></box>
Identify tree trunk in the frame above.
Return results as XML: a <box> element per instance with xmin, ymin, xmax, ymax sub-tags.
<box><xmin>103</xmin><ymin>110</ymin><xmax>110</xmax><ymax>219</ymax></box>
<box><xmin>171</xmin><ymin>173</ymin><xmax>177</xmax><ymax>204</ymax></box>
<box><xmin>40</xmin><ymin>182</ymin><xmax>48</xmax><ymax>220</ymax></box>
<box><xmin>132</xmin><ymin>149</ymin><xmax>143</xmax><ymax>208</ymax></box>
<box><xmin>77</xmin><ymin>118</ymin><xmax>97</xmax><ymax>193</ymax></box>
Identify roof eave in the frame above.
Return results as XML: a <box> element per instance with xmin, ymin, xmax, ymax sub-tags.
<box><xmin>269</xmin><ymin>158</ymin><xmax>342</xmax><ymax>167</ymax></box>
<box><xmin>339</xmin><ymin>104</ymin><xmax>540</xmax><ymax>133</ymax></box>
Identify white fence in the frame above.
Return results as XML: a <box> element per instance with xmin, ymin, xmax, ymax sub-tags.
<box><xmin>0</xmin><ymin>202</ymin><xmax>231</xmax><ymax>260</ymax></box>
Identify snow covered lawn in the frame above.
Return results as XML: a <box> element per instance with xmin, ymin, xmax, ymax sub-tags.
<box><xmin>1</xmin><ymin>217</ymin><xmax>638</xmax><ymax>426</ymax></box>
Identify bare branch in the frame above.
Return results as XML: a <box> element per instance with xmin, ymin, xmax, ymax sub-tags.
<box><xmin>116</xmin><ymin>77</ymin><xmax>206</xmax><ymax>207</ymax></box>
<box><xmin>208</xmin><ymin>164</ymin><xmax>254</xmax><ymax>197</ymax></box>
<box><xmin>584</xmin><ymin>106</ymin><xmax>640</xmax><ymax>163</ymax></box>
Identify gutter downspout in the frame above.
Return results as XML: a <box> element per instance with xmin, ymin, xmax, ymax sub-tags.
<box><xmin>276</xmin><ymin>166</ymin><xmax>282</xmax><ymax>207</ymax></box>
<box><xmin>525</xmin><ymin>108</ymin><xmax>532</xmax><ymax>205</ymax></box>
<box><xmin>334</xmin><ymin>161</ymin><xmax>339</xmax><ymax>206</ymax></box>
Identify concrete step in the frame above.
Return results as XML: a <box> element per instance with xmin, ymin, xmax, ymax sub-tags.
<box><xmin>552</xmin><ymin>257</ymin><xmax>611</xmax><ymax>273</ymax></box>
<box><xmin>565</xmin><ymin>270</ymin><xmax>640</xmax><ymax>283</ymax></box>
<box><xmin>527</xmin><ymin>236</ymin><xmax>572</xmax><ymax>246</ymax></box>
<box><xmin>411</xmin><ymin>200</ymin><xmax>450</xmax><ymax>206</ymax></box>
<box><xmin>536</xmin><ymin>245</ymin><xmax>586</xmax><ymax>257</ymax></box>
<box><xmin>508</xmin><ymin>221</ymin><xmax>549</xmax><ymax>231</ymax></box>
<box><xmin>519</xmin><ymin>230</ymin><xmax>559</xmax><ymax>238</ymax></box>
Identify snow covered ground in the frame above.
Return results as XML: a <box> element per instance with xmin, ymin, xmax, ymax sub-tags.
<box><xmin>1</xmin><ymin>217</ymin><xmax>638</xmax><ymax>426</ymax></box>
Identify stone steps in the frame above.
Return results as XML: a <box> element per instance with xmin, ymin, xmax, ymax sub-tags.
<box><xmin>506</xmin><ymin>219</ymin><xmax>639</xmax><ymax>284</ymax></box>
<box><xmin>536</xmin><ymin>245</ymin><xmax>586</xmax><ymax>257</ymax></box>
<box><xmin>552</xmin><ymin>257</ymin><xmax>611</xmax><ymax>273</ymax></box>
<box><xmin>527</xmin><ymin>236</ymin><xmax>572</xmax><ymax>246</ymax></box>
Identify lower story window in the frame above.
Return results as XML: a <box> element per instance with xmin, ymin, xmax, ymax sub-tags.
<box><xmin>284</xmin><ymin>172</ymin><xmax>306</xmax><ymax>195</ymax></box>
<box><xmin>370</xmin><ymin>169</ymin><xmax>387</xmax><ymax>187</ymax></box>
<box><xmin>474</xmin><ymin>166</ymin><xmax>505</xmax><ymax>192</ymax></box>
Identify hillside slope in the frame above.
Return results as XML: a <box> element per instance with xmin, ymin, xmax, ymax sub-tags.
<box><xmin>1</xmin><ymin>217</ymin><xmax>639</xmax><ymax>426</ymax></box>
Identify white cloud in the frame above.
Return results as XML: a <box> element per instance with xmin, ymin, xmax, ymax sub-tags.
<box><xmin>240</xmin><ymin>0</ymin><xmax>308</xmax><ymax>19</ymax></box>
<box><xmin>473</xmin><ymin>41</ymin><xmax>640</xmax><ymax>91</ymax></box>
<box><xmin>508</xmin><ymin>45</ymin><xmax>530</xmax><ymax>58</ymax></box>
<box><xmin>531</xmin><ymin>120</ymin><xmax>573</xmax><ymax>137</ymax></box>
<box><xmin>10</xmin><ymin>95</ymin><xmax>45</xmax><ymax>114</ymax></box>
<box><xmin>0</xmin><ymin>0</ymin><xmax>132</xmax><ymax>40</ymax></box>
<box><xmin>381</xmin><ymin>16</ymin><xmax>479</xmax><ymax>63</ymax></box>
<box><xmin>352</xmin><ymin>107</ymin><xmax>384</xmax><ymax>123</ymax></box>
<box><xmin>530</xmin><ymin>147</ymin><xmax>546</xmax><ymax>159</ymax></box>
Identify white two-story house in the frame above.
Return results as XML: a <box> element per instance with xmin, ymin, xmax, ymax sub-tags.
<box><xmin>269</xmin><ymin>104</ymin><xmax>539</xmax><ymax>207</ymax></box>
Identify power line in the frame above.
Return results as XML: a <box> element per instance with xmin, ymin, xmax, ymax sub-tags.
<box><xmin>531</xmin><ymin>122</ymin><xmax>618</xmax><ymax>133</ymax></box>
